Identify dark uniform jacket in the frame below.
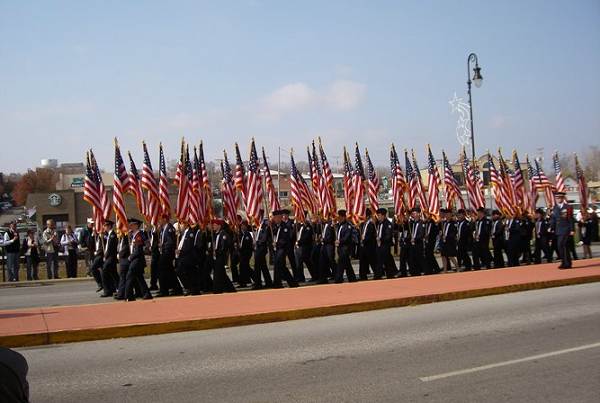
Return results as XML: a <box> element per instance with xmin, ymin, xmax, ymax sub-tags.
<box><xmin>408</xmin><ymin>219</ymin><xmax>424</xmax><ymax>244</ymax></box>
<box><xmin>160</xmin><ymin>223</ymin><xmax>177</xmax><ymax>256</ymax></box>
<box><xmin>104</xmin><ymin>230</ymin><xmax>118</xmax><ymax>265</ymax></box>
<box><xmin>239</xmin><ymin>229</ymin><xmax>254</xmax><ymax>255</ymax></box>
<box><xmin>321</xmin><ymin>221</ymin><xmax>336</xmax><ymax>245</ymax></box>
<box><xmin>117</xmin><ymin>235</ymin><xmax>130</xmax><ymax>264</ymax></box>
<box><xmin>474</xmin><ymin>217</ymin><xmax>491</xmax><ymax>244</ymax></box>
<box><xmin>129</xmin><ymin>231</ymin><xmax>146</xmax><ymax>268</ymax></box>
<box><xmin>296</xmin><ymin>223</ymin><xmax>314</xmax><ymax>247</ymax></box>
<box><xmin>360</xmin><ymin>219</ymin><xmax>377</xmax><ymax>249</ymax></box>
<box><xmin>273</xmin><ymin>222</ymin><xmax>292</xmax><ymax>250</ymax></box>
<box><xmin>377</xmin><ymin>219</ymin><xmax>393</xmax><ymax>248</ymax></box>
<box><xmin>255</xmin><ymin>221</ymin><xmax>273</xmax><ymax>255</ymax></box>
<box><xmin>177</xmin><ymin>227</ymin><xmax>197</xmax><ymax>264</ymax></box>
<box><xmin>336</xmin><ymin>221</ymin><xmax>353</xmax><ymax>247</ymax></box>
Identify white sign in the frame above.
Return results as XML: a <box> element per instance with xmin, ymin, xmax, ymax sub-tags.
<box><xmin>449</xmin><ymin>92</ymin><xmax>472</xmax><ymax>147</ymax></box>
<box><xmin>48</xmin><ymin>193</ymin><xmax>62</xmax><ymax>207</ymax></box>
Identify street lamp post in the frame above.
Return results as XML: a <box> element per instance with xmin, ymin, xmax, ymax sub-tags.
<box><xmin>466</xmin><ymin>52</ymin><xmax>483</xmax><ymax>162</ymax></box>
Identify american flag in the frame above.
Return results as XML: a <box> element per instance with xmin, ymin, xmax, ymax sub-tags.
<box><xmin>307</xmin><ymin>146</ymin><xmax>322</xmax><ymax>214</ymax></box>
<box><xmin>390</xmin><ymin>144</ymin><xmax>406</xmax><ymax>216</ymax></box>
<box><xmin>299</xmin><ymin>173</ymin><xmax>317</xmax><ymax>217</ymax></box>
<box><xmin>262</xmin><ymin>147</ymin><xmax>280</xmax><ymax>214</ymax></box>
<box><xmin>405</xmin><ymin>150</ymin><xmax>417</xmax><ymax>210</ymax></box>
<box><xmin>553</xmin><ymin>152</ymin><xmax>566</xmax><ymax>193</ymax></box>
<box><xmin>365</xmin><ymin>149</ymin><xmax>380</xmax><ymax>212</ymax></box>
<box><xmin>318</xmin><ymin>139</ymin><xmax>337</xmax><ymax>219</ymax></box>
<box><xmin>511</xmin><ymin>150</ymin><xmax>527</xmax><ymax>212</ymax></box>
<box><xmin>199</xmin><ymin>142</ymin><xmax>212</xmax><ymax>223</ymax></box>
<box><xmin>186</xmin><ymin>146</ymin><xmax>199</xmax><ymax>226</ymax></box>
<box><xmin>245</xmin><ymin>139</ymin><xmax>263</xmax><ymax>225</ymax></box>
<box><xmin>532</xmin><ymin>158</ymin><xmax>554</xmax><ymax>208</ymax></box>
<box><xmin>127</xmin><ymin>151</ymin><xmax>147</xmax><ymax>221</ymax></box>
<box><xmin>175</xmin><ymin>145</ymin><xmax>190</xmax><ymax>222</ymax></box>
<box><xmin>352</xmin><ymin>143</ymin><xmax>366</xmax><ymax>223</ymax></box>
<box><xmin>141</xmin><ymin>142</ymin><xmax>160</xmax><ymax>226</ymax></box>
<box><xmin>193</xmin><ymin>147</ymin><xmax>206</xmax><ymax>227</ymax></box>
<box><xmin>89</xmin><ymin>150</ymin><xmax>111</xmax><ymax>222</ymax></box>
<box><xmin>83</xmin><ymin>151</ymin><xmax>104</xmax><ymax>232</ymax></box>
<box><xmin>289</xmin><ymin>152</ymin><xmax>306</xmax><ymax>223</ymax></box>
<box><xmin>221</xmin><ymin>151</ymin><xmax>239</xmax><ymax>227</ymax></box>
<box><xmin>575</xmin><ymin>154</ymin><xmax>588</xmax><ymax>210</ymax></box>
<box><xmin>113</xmin><ymin>140</ymin><xmax>130</xmax><ymax>236</ymax></box>
<box><xmin>526</xmin><ymin>155</ymin><xmax>539</xmax><ymax>213</ymax></box>
<box><xmin>174</xmin><ymin>138</ymin><xmax>185</xmax><ymax>187</ymax></box>
<box><xmin>158</xmin><ymin>143</ymin><xmax>171</xmax><ymax>219</ymax></box>
<box><xmin>411</xmin><ymin>150</ymin><xmax>429</xmax><ymax>213</ymax></box>
<box><xmin>426</xmin><ymin>146</ymin><xmax>440</xmax><ymax>219</ymax></box>
<box><xmin>488</xmin><ymin>152</ymin><xmax>513</xmax><ymax>216</ymax></box>
<box><xmin>498</xmin><ymin>151</ymin><xmax>518</xmax><ymax>214</ymax></box>
<box><xmin>234</xmin><ymin>142</ymin><xmax>247</xmax><ymax>206</ymax></box>
<box><xmin>461</xmin><ymin>148</ymin><xmax>485</xmax><ymax>210</ymax></box>
<box><xmin>442</xmin><ymin>150</ymin><xmax>464</xmax><ymax>210</ymax></box>
<box><xmin>342</xmin><ymin>148</ymin><xmax>355</xmax><ymax>217</ymax></box>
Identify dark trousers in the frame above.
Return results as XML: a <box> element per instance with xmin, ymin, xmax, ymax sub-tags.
<box><xmin>287</xmin><ymin>247</ymin><xmax>303</xmax><ymax>282</ymax></box>
<box><xmin>201</xmin><ymin>256</ymin><xmax>214</xmax><ymax>292</ymax></box>
<box><xmin>126</xmin><ymin>260</ymin><xmax>151</xmax><ymax>299</ymax></box>
<box><xmin>150</xmin><ymin>250</ymin><xmax>160</xmax><ymax>288</ymax></box>
<box><xmin>239</xmin><ymin>251</ymin><xmax>253</xmax><ymax>286</ymax></box>
<box><xmin>534</xmin><ymin>237</ymin><xmax>551</xmax><ymax>264</ymax></box>
<box><xmin>408</xmin><ymin>242</ymin><xmax>424</xmax><ymax>276</ymax></box>
<box><xmin>492</xmin><ymin>239</ymin><xmax>505</xmax><ymax>268</ymax></box>
<box><xmin>213</xmin><ymin>255</ymin><xmax>236</xmax><ymax>293</ymax></box>
<box><xmin>46</xmin><ymin>252</ymin><xmax>59</xmax><ymax>279</ymax></box>
<box><xmin>90</xmin><ymin>255</ymin><xmax>103</xmax><ymax>287</ymax></box>
<box><xmin>318</xmin><ymin>244</ymin><xmax>335</xmax><ymax>283</ymax></box>
<box><xmin>116</xmin><ymin>260</ymin><xmax>129</xmax><ymax>298</ymax></box>
<box><xmin>398</xmin><ymin>245</ymin><xmax>409</xmax><ymax>277</ymax></box>
<box><xmin>558</xmin><ymin>234</ymin><xmax>572</xmax><ymax>268</ymax></box>
<box><xmin>472</xmin><ymin>241</ymin><xmax>492</xmax><ymax>269</ymax></box>
<box><xmin>311</xmin><ymin>244</ymin><xmax>322</xmax><ymax>280</ymax></box>
<box><xmin>335</xmin><ymin>245</ymin><xmax>356</xmax><ymax>283</ymax></box>
<box><xmin>521</xmin><ymin>239</ymin><xmax>532</xmax><ymax>264</ymax></box>
<box><xmin>506</xmin><ymin>241</ymin><xmax>521</xmax><ymax>267</ymax></box>
<box><xmin>424</xmin><ymin>242</ymin><xmax>439</xmax><ymax>275</ymax></box>
<box><xmin>253</xmin><ymin>249</ymin><xmax>273</xmax><ymax>288</ymax></box>
<box><xmin>230</xmin><ymin>251</ymin><xmax>240</xmax><ymax>283</ymax></box>
<box><xmin>26</xmin><ymin>256</ymin><xmax>39</xmax><ymax>280</ymax></box>
<box><xmin>158</xmin><ymin>252</ymin><xmax>182</xmax><ymax>295</ymax></box>
<box><xmin>295</xmin><ymin>246</ymin><xmax>315</xmax><ymax>281</ymax></box>
<box><xmin>176</xmin><ymin>257</ymin><xmax>199</xmax><ymax>294</ymax></box>
<box><xmin>457</xmin><ymin>243</ymin><xmax>472</xmax><ymax>270</ymax></box>
<box><xmin>65</xmin><ymin>250</ymin><xmax>77</xmax><ymax>278</ymax></box>
<box><xmin>274</xmin><ymin>249</ymin><xmax>298</xmax><ymax>287</ymax></box>
<box><xmin>376</xmin><ymin>245</ymin><xmax>398</xmax><ymax>278</ymax></box>
<box><xmin>358</xmin><ymin>244</ymin><xmax>377</xmax><ymax>280</ymax></box>
<box><xmin>101</xmin><ymin>259</ymin><xmax>118</xmax><ymax>295</ymax></box>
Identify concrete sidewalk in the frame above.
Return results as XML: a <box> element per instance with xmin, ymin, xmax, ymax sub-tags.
<box><xmin>1</xmin><ymin>259</ymin><xmax>599</xmax><ymax>348</ymax></box>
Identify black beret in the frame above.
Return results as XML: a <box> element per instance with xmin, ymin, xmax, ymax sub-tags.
<box><xmin>128</xmin><ymin>217</ymin><xmax>142</xmax><ymax>225</ymax></box>
<box><xmin>492</xmin><ymin>209</ymin><xmax>502</xmax><ymax>215</ymax></box>
<box><xmin>535</xmin><ymin>208</ymin><xmax>545</xmax><ymax>214</ymax></box>
<box><xmin>281</xmin><ymin>209</ymin><xmax>291</xmax><ymax>215</ymax></box>
<box><xmin>411</xmin><ymin>207</ymin><xmax>421</xmax><ymax>213</ymax></box>
<box><xmin>104</xmin><ymin>220</ymin><xmax>114</xmax><ymax>226</ymax></box>
<box><xmin>476</xmin><ymin>207</ymin><xmax>486</xmax><ymax>213</ymax></box>
<box><xmin>337</xmin><ymin>209</ymin><xmax>347</xmax><ymax>217</ymax></box>
<box><xmin>376</xmin><ymin>208</ymin><xmax>388</xmax><ymax>215</ymax></box>
<box><xmin>553</xmin><ymin>191</ymin><xmax>566</xmax><ymax>196</ymax></box>
<box><xmin>457</xmin><ymin>209</ymin><xmax>466</xmax><ymax>214</ymax></box>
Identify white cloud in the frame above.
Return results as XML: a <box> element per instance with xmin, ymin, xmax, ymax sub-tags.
<box><xmin>324</xmin><ymin>80</ymin><xmax>367</xmax><ymax>110</ymax></box>
<box><xmin>256</xmin><ymin>79</ymin><xmax>366</xmax><ymax>121</ymax></box>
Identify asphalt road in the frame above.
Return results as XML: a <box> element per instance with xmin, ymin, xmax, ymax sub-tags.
<box><xmin>16</xmin><ymin>282</ymin><xmax>600</xmax><ymax>403</ymax></box>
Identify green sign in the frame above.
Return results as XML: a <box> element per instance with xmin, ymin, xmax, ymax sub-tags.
<box><xmin>71</xmin><ymin>177</ymin><xmax>84</xmax><ymax>188</ymax></box>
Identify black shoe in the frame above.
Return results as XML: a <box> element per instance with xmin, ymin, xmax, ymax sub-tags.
<box><xmin>289</xmin><ymin>283</ymin><xmax>300</xmax><ymax>288</ymax></box>
<box><xmin>154</xmin><ymin>293</ymin><xmax>170</xmax><ymax>298</ymax></box>
<box><xmin>149</xmin><ymin>285</ymin><xmax>158</xmax><ymax>291</ymax></box>
<box><xmin>251</xmin><ymin>285</ymin><xmax>263</xmax><ymax>290</ymax></box>
<box><xmin>143</xmin><ymin>294</ymin><xmax>153</xmax><ymax>300</ymax></box>
<box><xmin>272</xmin><ymin>284</ymin><xmax>284</xmax><ymax>289</ymax></box>
<box><xmin>96</xmin><ymin>286</ymin><xmax>103</xmax><ymax>293</ymax></box>
<box><xmin>170</xmin><ymin>290</ymin><xmax>184</xmax><ymax>296</ymax></box>
<box><xmin>100</xmin><ymin>293</ymin><xmax>112</xmax><ymax>298</ymax></box>
<box><xmin>127</xmin><ymin>297</ymin><xmax>136</xmax><ymax>301</ymax></box>
<box><xmin>114</xmin><ymin>295</ymin><xmax>125</xmax><ymax>300</ymax></box>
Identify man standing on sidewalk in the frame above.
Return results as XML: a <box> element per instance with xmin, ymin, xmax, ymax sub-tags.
<box><xmin>42</xmin><ymin>219</ymin><xmax>60</xmax><ymax>279</ymax></box>
<box><xmin>1</xmin><ymin>222</ymin><xmax>20</xmax><ymax>281</ymax></box>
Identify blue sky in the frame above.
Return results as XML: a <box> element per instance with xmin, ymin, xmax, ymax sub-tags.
<box><xmin>1</xmin><ymin>0</ymin><xmax>599</xmax><ymax>173</ymax></box>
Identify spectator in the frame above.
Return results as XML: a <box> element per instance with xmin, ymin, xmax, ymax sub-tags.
<box><xmin>579</xmin><ymin>211</ymin><xmax>593</xmax><ymax>259</ymax></box>
<box><xmin>42</xmin><ymin>219</ymin><xmax>60</xmax><ymax>279</ymax></box>
<box><xmin>23</xmin><ymin>230</ymin><xmax>40</xmax><ymax>281</ymax></box>
<box><xmin>1</xmin><ymin>222</ymin><xmax>20</xmax><ymax>281</ymax></box>
<box><xmin>79</xmin><ymin>218</ymin><xmax>95</xmax><ymax>276</ymax></box>
<box><xmin>591</xmin><ymin>205</ymin><xmax>599</xmax><ymax>242</ymax></box>
<box><xmin>61</xmin><ymin>225</ymin><xmax>79</xmax><ymax>278</ymax></box>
